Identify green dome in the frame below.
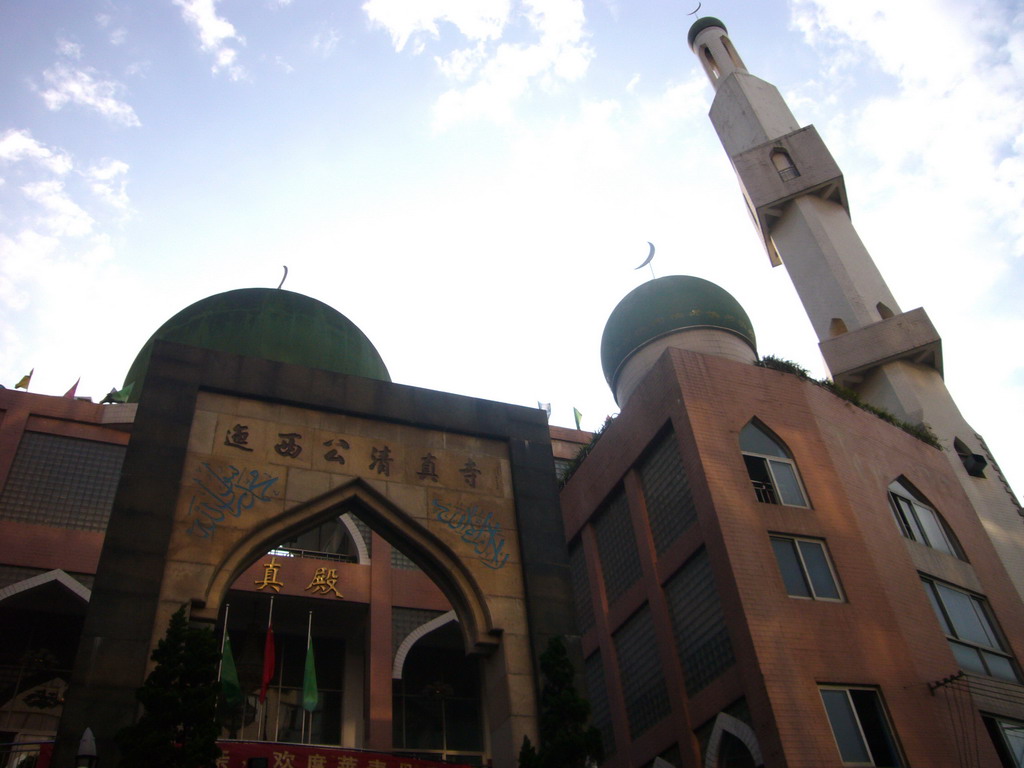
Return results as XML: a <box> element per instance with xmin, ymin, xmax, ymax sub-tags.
<box><xmin>688</xmin><ymin>16</ymin><xmax>727</xmax><ymax>50</ymax></box>
<box><xmin>123</xmin><ymin>288</ymin><xmax>390</xmax><ymax>401</ymax></box>
<box><xmin>600</xmin><ymin>275</ymin><xmax>756</xmax><ymax>388</ymax></box>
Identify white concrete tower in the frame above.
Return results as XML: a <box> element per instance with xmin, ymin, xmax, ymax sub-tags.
<box><xmin>688</xmin><ymin>17</ymin><xmax>1024</xmax><ymax>598</ymax></box>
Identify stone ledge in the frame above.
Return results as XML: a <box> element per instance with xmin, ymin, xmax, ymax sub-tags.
<box><xmin>819</xmin><ymin>307</ymin><xmax>943</xmax><ymax>386</ymax></box>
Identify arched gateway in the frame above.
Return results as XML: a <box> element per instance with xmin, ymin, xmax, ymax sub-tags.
<box><xmin>54</xmin><ymin>337</ymin><xmax>575</xmax><ymax>768</ymax></box>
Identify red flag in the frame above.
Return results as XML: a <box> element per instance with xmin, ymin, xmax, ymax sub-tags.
<box><xmin>260</xmin><ymin>622</ymin><xmax>275</xmax><ymax>703</ymax></box>
<box><xmin>64</xmin><ymin>378</ymin><xmax>80</xmax><ymax>399</ymax></box>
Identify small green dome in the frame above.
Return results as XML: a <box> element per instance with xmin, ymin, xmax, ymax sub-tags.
<box><xmin>123</xmin><ymin>288</ymin><xmax>390</xmax><ymax>401</ymax></box>
<box><xmin>688</xmin><ymin>16</ymin><xmax>727</xmax><ymax>50</ymax></box>
<box><xmin>600</xmin><ymin>275</ymin><xmax>756</xmax><ymax>388</ymax></box>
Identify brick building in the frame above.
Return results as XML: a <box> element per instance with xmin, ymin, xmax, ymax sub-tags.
<box><xmin>2</xmin><ymin>13</ymin><xmax>1024</xmax><ymax>768</ymax></box>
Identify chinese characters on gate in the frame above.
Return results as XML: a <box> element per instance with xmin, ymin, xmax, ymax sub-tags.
<box><xmin>254</xmin><ymin>557</ymin><xmax>345</xmax><ymax>598</ymax></box>
<box><xmin>221</xmin><ymin>424</ymin><xmax>486</xmax><ymax>488</ymax></box>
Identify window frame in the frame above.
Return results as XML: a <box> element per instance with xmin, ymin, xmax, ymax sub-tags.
<box><xmin>888</xmin><ymin>480</ymin><xmax>965</xmax><ymax>560</ymax></box>
<box><xmin>769</xmin><ymin>535</ymin><xmax>843</xmax><ymax>601</ymax></box>
<box><xmin>984</xmin><ymin>715</ymin><xmax>1024</xmax><ymax>768</ymax></box>
<box><xmin>739</xmin><ymin>422</ymin><xmax>809</xmax><ymax>508</ymax></box>
<box><xmin>921</xmin><ymin>576</ymin><xmax>1020</xmax><ymax>683</ymax></box>
<box><xmin>819</xmin><ymin>686</ymin><xmax>904</xmax><ymax>767</ymax></box>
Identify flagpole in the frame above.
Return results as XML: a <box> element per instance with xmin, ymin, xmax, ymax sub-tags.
<box><xmin>260</xmin><ymin>595</ymin><xmax>275</xmax><ymax>742</ymax></box>
<box><xmin>218</xmin><ymin>603</ymin><xmax>230</xmax><ymax>680</ymax></box>
<box><xmin>306</xmin><ymin>611</ymin><xmax>313</xmax><ymax>744</ymax></box>
<box><xmin>274</xmin><ymin>643</ymin><xmax>283</xmax><ymax>742</ymax></box>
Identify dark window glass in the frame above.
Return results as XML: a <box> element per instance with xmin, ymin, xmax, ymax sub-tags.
<box><xmin>798</xmin><ymin>540</ymin><xmax>841</xmax><ymax>600</ymax></box>
<box><xmin>664</xmin><ymin>548</ymin><xmax>734</xmax><ymax>694</ymax></box>
<box><xmin>820</xmin><ymin>687</ymin><xmax>903</xmax><ymax>766</ymax></box>
<box><xmin>613</xmin><ymin>605</ymin><xmax>671</xmax><ymax>738</ymax></box>
<box><xmin>922</xmin><ymin>577</ymin><xmax>1020</xmax><ymax>682</ymax></box>
<box><xmin>770</xmin><ymin>536</ymin><xmax>842</xmax><ymax>600</ymax></box>
<box><xmin>770</xmin><ymin>538</ymin><xmax>811</xmax><ymax>597</ymax></box>
<box><xmin>888</xmin><ymin>480</ymin><xmax>965</xmax><ymax>560</ymax></box>
<box><xmin>739</xmin><ymin>422</ymin><xmax>807</xmax><ymax>507</ymax></box>
<box><xmin>0</xmin><ymin>432</ymin><xmax>125</xmax><ymax>531</ymax></box>
<box><xmin>983</xmin><ymin>716</ymin><xmax>1024</xmax><ymax>768</ymax></box>
<box><xmin>584</xmin><ymin>652</ymin><xmax>615</xmax><ymax>757</ymax></box>
<box><xmin>593</xmin><ymin>488</ymin><xmax>642</xmax><ymax>604</ymax></box>
<box><xmin>638</xmin><ymin>431</ymin><xmax>696</xmax><ymax>553</ymax></box>
<box><xmin>568</xmin><ymin>542</ymin><xmax>594</xmax><ymax>633</ymax></box>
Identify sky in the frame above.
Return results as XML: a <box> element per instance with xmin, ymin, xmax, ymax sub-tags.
<box><xmin>1</xmin><ymin>0</ymin><xmax>1022</xmax><ymax>492</ymax></box>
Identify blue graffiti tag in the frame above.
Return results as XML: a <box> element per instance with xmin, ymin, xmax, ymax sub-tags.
<box><xmin>432</xmin><ymin>497</ymin><xmax>510</xmax><ymax>570</ymax></box>
<box><xmin>187</xmin><ymin>463</ymin><xmax>279</xmax><ymax>538</ymax></box>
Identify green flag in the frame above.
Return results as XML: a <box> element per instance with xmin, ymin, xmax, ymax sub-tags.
<box><xmin>101</xmin><ymin>382</ymin><xmax>133</xmax><ymax>404</ymax></box>
<box><xmin>302</xmin><ymin>635</ymin><xmax>318</xmax><ymax>712</ymax></box>
<box><xmin>573</xmin><ymin>407</ymin><xmax>583</xmax><ymax>430</ymax></box>
<box><xmin>221</xmin><ymin>633</ymin><xmax>243</xmax><ymax>708</ymax></box>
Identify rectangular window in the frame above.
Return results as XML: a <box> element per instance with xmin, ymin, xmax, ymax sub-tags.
<box><xmin>922</xmin><ymin>577</ymin><xmax>1020</xmax><ymax>683</ymax></box>
<box><xmin>819</xmin><ymin>687</ymin><xmax>903</xmax><ymax>766</ymax></box>
<box><xmin>568</xmin><ymin>541</ymin><xmax>595</xmax><ymax>633</ymax></box>
<box><xmin>0</xmin><ymin>432</ymin><xmax>125</xmax><ymax>531</ymax></box>
<box><xmin>984</xmin><ymin>715</ymin><xmax>1024</xmax><ymax>768</ymax></box>
<box><xmin>770</xmin><ymin>536</ymin><xmax>842</xmax><ymax>601</ymax></box>
<box><xmin>664</xmin><ymin>548</ymin><xmax>735</xmax><ymax>695</ymax></box>
<box><xmin>584</xmin><ymin>652</ymin><xmax>615</xmax><ymax>757</ymax></box>
<box><xmin>638</xmin><ymin>430</ymin><xmax>696</xmax><ymax>553</ymax></box>
<box><xmin>593</xmin><ymin>487</ymin><xmax>642</xmax><ymax>604</ymax></box>
<box><xmin>613</xmin><ymin>605</ymin><xmax>671</xmax><ymax>739</ymax></box>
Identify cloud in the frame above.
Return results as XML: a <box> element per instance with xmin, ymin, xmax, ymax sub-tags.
<box><xmin>39</xmin><ymin>63</ymin><xmax>141</xmax><ymax>126</ymax></box>
<box><xmin>430</xmin><ymin>0</ymin><xmax>595</xmax><ymax>128</ymax></box>
<box><xmin>791</xmin><ymin>0</ymin><xmax>1024</xmax><ymax>264</ymax></box>
<box><xmin>173</xmin><ymin>0</ymin><xmax>247</xmax><ymax>80</ymax></box>
<box><xmin>363</xmin><ymin>0</ymin><xmax>511</xmax><ymax>52</ymax></box>
<box><xmin>85</xmin><ymin>159</ymin><xmax>131</xmax><ymax>212</ymax></box>
<box><xmin>57</xmin><ymin>39</ymin><xmax>82</xmax><ymax>59</ymax></box>
<box><xmin>0</xmin><ymin>230</ymin><xmax>60</xmax><ymax>311</ymax></box>
<box><xmin>0</xmin><ymin>130</ymin><xmax>73</xmax><ymax>175</ymax></box>
<box><xmin>312</xmin><ymin>27</ymin><xmax>341</xmax><ymax>58</ymax></box>
<box><xmin>22</xmin><ymin>181</ymin><xmax>95</xmax><ymax>237</ymax></box>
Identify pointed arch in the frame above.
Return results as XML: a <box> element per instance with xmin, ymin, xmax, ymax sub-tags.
<box><xmin>876</xmin><ymin>301</ymin><xmax>895</xmax><ymax>320</ymax></box>
<box><xmin>829</xmin><ymin>317</ymin><xmax>848</xmax><ymax>337</ymax></box>
<box><xmin>704</xmin><ymin>712</ymin><xmax>763</xmax><ymax>767</ymax></box>
<box><xmin>887</xmin><ymin>477</ymin><xmax>966</xmax><ymax>560</ymax></box>
<box><xmin>770</xmin><ymin>149</ymin><xmax>800</xmax><ymax>181</ymax></box>
<box><xmin>953</xmin><ymin>437</ymin><xmax>987</xmax><ymax>478</ymax></box>
<box><xmin>720</xmin><ymin>36</ymin><xmax>745</xmax><ymax>70</ymax></box>
<box><xmin>202</xmin><ymin>477</ymin><xmax>498</xmax><ymax>655</ymax></box>
<box><xmin>393</xmin><ymin>610</ymin><xmax>458</xmax><ymax>679</ymax></box>
<box><xmin>739</xmin><ymin>419</ymin><xmax>809</xmax><ymax>507</ymax></box>
<box><xmin>701</xmin><ymin>45</ymin><xmax>721</xmax><ymax>80</ymax></box>
<box><xmin>339</xmin><ymin>511</ymin><xmax>371</xmax><ymax>564</ymax></box>
<box><xmin>0</xmin><ymin>569</ymin><xmax>90</xmax><ymax>605</ymax></box>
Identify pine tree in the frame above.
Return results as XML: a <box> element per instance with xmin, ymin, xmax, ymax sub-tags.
<box><xmin>117</xmin><ymin>607</ymin><xmax>223</xmax><ymax>768</ymax></box>
<box><xmin>519</xmin><ymin>637</ymin><xmax>603</xmax><ymax>768</ymax></box>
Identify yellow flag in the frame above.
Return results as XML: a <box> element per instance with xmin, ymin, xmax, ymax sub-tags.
<box><xmin>15</xmin><ymin>369</ymin><xmax>33</xmax><ymax>390</ymax></box>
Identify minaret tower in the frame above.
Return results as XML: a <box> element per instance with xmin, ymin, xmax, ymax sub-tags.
<box><xmin>688</xmin><ymin>17</ymin><xmax>1024</xmax><ymax>597</ymax></box>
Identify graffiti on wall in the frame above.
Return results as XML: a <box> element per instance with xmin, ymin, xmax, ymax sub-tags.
<box><xmin>187</xmin><ymin>462</ymin><xmax>280</xmax><ymax>538</ymax></box>
<box><xmin>432</xmin><ymin>498</ymin><xmax>510</xmax><ymax>569</ymax></box>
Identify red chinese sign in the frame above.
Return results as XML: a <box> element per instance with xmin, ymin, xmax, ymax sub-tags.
<box><xmin>214</xmin><ymin>741</ymin><xmax>473</xmax><ymax>768</ymax></box>
<box><xmin>34</xmin><ymin>741</ymin><xmax>473</xmax><ymax>768</ymax></box>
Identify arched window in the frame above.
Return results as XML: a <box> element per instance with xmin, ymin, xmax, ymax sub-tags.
<box><xmin>829</xmin><ymin>317</ymin><xmax>848</xmax><ymax>337</ymax></box>
<box><xmin>771</xmin><ymin>149</ymin><xmax>800</xmax><ymax>181</ymax></box>
<box><xmin>954</xmin><ymin>437</ymin><xmax>987</xmax><ymax>478</ymax></box>
<box><xmin>720</xmin><ymin>36</ymin><xmax>746</xmax><ymax>71</ymax></box>
<box><xmin>702</xmin><ymin>45</ymin><xmax>721</xmax><ymax>80</ymax></box>
<box><xmin>739</xmin><ymin>421</ymin><xmax>808</xmax><ymax>507</ymax></box>
<box><xmin>888</xmin><ymin>479</ymin><xmax>966</xmax><ymax>560</ymax></box>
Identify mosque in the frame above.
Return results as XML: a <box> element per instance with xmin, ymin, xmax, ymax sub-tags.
<box><xmin>1</xmin><ymin>15</ymin><xmax>1023</xmax><ymax>768</ymax></box>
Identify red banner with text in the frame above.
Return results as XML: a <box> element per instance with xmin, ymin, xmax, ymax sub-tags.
<box><xmin>214</xmin><ymin>741</ymin><xmax>474</xmax><ymax>768</ymax></box>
